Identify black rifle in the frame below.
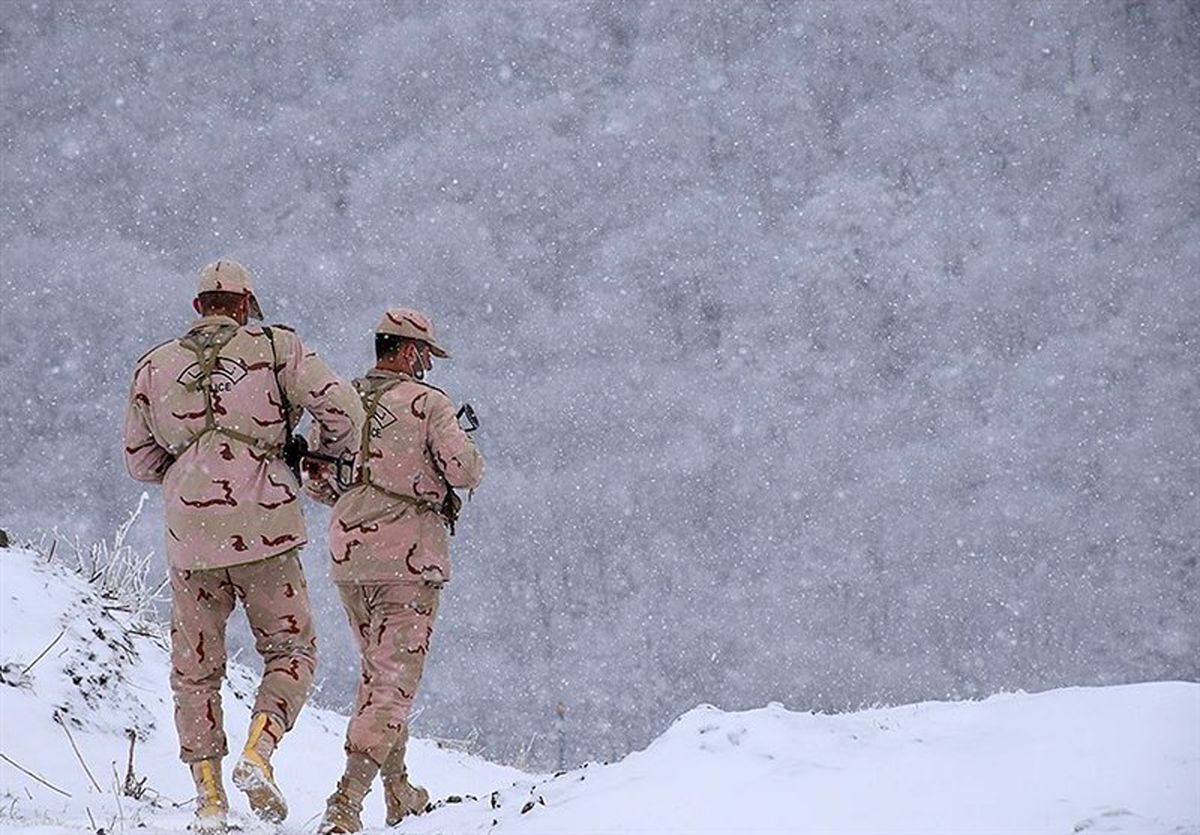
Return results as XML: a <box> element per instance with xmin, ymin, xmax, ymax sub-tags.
<box><xmin>286</xmin><ymin>434</ymin><xmax>356</xmax><ymax>491</ymax></box>
<box><xmin>457</xmin><ymin>403</ymin><xmax>480</xmax><ymax>433</ymax></box>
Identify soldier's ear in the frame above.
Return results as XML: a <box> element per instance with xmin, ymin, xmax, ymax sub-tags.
<box><xmin>192</xmin><ymin>297</ymin><xmax>203</xmax><ymax>316</ymax></box>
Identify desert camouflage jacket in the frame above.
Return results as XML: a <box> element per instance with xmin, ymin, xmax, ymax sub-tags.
<box><xmin>123</xmin><ymin>315</ymin><xmax>363</xmax><ymax>571</ymax></box>
<box><xmin>312</xmin><ymin>368</ymin><xmax>484</xmax><ymax>585</ymax></box>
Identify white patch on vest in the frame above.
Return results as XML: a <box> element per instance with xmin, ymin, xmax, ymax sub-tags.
<box><xmin>176</xmin><ymin>357</ymin><xmax>249</xmax><ymax>390</ymax></box>
<box><xmin>370</xmin><ymin>402</ymin><xmax>398</xmax><ymax>437</ymax></box>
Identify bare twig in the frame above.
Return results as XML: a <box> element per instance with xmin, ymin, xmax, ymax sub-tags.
<box><xmin>429</xmin><ymin>726</ymin><xmax>482</xmax><ymax>755</ymax></box>
<box><xmin>110</xmin><ymin>764</ymin><xmax>125</xmax><ymax>829</ymax></box>
<box><xmin>55</xmin><ymin>714</ymin><xmax>102</xmax><ymax>793</ymax></box>
<box><xmin>42</xmin><ymin>495</ymin><xmax>166</xmax><ymax>631</ymax></box>
<box><xmin>22</xmin><ymin>628</ymin><xmax>67</xmax><ymax>675</ymax></box>
<box><xmin>0</xmin><ymin>751</ymin><xmax>72</xmax><ymax>797</ymax></box>
<box><xmin>126</xmin><ymin>730</ymin><xmax>136</xmax><ymax>782</ymax></box>
<box><xmin>122</xmin><ymin>729</ymin><xmax>148</xmax><ymax>799</ymax></box>
<box><xmin>513</xmin><ymin>732</ymin><xmax>539</xmax><ymax>771</ymax></box>
<box><xmin>86</xmin><ymin>806</ymin><xmax>97</xmax><ymax>830</ymax></box>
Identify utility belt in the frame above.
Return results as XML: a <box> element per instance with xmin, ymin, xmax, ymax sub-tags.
<box><xmin>352</xmin><ymin>480</ymin><xmax>462</xmax><ymax>535</ymax></box>
<box><xmin>171</xmin><ymin>427</ymin><xmax>361</xmax><ymax>497</ymax></box>
<box><xmin>170</xmin><ymin>425</ymin><xmax>285</xmax><ymax>462</ymax></box>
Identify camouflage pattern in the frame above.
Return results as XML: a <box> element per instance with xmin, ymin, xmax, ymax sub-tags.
<box><xmin>382</xmin><ymin>773</ymin><xmax>429</xmax><ymax>826</ymax></box>
<box><xmin>124</xmin><ymin>314</ymin><xmax>363</xmax><ymax>571</ymax></box>
<box><xmin>318</xmin><ymin>368</ymin><xmax>484</xmax><ymax>584</ymax></box>
<box><xmin>375</xmin><ymin>307</ymin><xmax>450</xmax><ymax>357</ymax></box>
<box><xmin>170</xmin><ymin>550</ymin><xmax>316</xmax><ymax>763</ymax></box>
<box><xmin>198</xmin><ymin>259</ymin><xmax>263</xmax><ymax>319</ymax></box>
<box><xmin>319</xmin><ymin>756</ymin><xmax>375</xmax><ymax>834</ymax></box>
<box><xmin>338</xmin><ymin>581</ymin><xmax>440</xmax><ymax>766</ymax></box>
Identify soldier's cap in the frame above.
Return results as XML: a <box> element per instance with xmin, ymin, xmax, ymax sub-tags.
<box><xmin>376</xmin><ymin>307</ymin><xmax>449</xmax><ymax>358</ymax></box>
<box><xmin>197</xmin><ymin>259</ymin><xmax>263</xmax><ymax>320</ymax></box>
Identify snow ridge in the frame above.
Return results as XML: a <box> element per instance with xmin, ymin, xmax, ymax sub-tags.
<box><xmin>1</xmin><ymin>545</ymin><xmax>1196</xmax><ymax>834</ymax></box>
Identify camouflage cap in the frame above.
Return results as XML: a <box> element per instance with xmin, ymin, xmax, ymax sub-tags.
<box><xmin>376</xmin><ymin>307</ymin><xmax>449</xmax><ymax>358</ymax></box>
<box><xmin>197</xmin><ymin>259</ymin><xmax>263</xmax><ymax>320</ymax></box>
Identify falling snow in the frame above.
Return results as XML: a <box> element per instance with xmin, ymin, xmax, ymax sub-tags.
<box><xmin>1</xmin><ymin>1</ymin><xmax>1197</xmax><ymax>774</ymax></box>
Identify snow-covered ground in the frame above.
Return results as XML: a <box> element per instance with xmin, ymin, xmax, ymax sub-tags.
<box><xmin>1</xmin><ymin>545</ymin><xmax>1196</xmax><ymax>834</ymax></box>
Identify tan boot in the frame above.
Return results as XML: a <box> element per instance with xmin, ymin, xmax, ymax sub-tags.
<box><xmin>318</xmin><ymin>776</ymin><xmax>371</xmax><ymax>834</ymax></box>
<box><xmin>188</xmin><ymin>759</ymin><xmax>228</xmax><ymax>834</ymax></box>
<box><xmin>383</xmin><ymin>773</ymin><xmax>430</xmax><ymax>827</ymax></box>
<box><xmin>318</xmin><ymin>753</ymin><xmax>377</xmax><ymax>834</ymax></box>
<box><xmin>380</xmin><ymin>737</ymin><xmax>429</xmax><ymax>826</ymax></box>
<box><xmin>232</xmin><ymin>713</ymin><xmax>287</xmax><ymax>823</ymax></box>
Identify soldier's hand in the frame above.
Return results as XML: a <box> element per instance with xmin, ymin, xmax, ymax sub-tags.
<box><xmin>302</xmin><ymin>465</ymin><xmax>339</xmax><ymax>507</ymax></box>
<box><xmin>303</xmin><ymin>459</ymin><xmax>331</xmax><ymax>482</ymax></box>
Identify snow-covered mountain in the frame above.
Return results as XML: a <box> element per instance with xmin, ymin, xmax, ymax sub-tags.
<box><xmin>1</xmin><ymin>544</ymin><xmax>1196</xmax><ymax>834</ymax></box>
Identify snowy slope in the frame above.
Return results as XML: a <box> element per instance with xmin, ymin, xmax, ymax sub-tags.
<box><xmin>0</xmin><ymin>545</ymin><xmax>526</xmax><ymax>833</ymax></box>
<box><xmin>1</xmin><ymin>544</ymin><xmax>1197</xmax><ymax>834</ymax></box>
<box><xmin>412</xmin><ymin>688</ymin><xmax>1198</xmax><ymax>835</ymax></box>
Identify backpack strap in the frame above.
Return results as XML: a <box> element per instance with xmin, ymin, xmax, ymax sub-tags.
<box><xmin>170</xmin><ymin>324</ymin><xmax>286</xmax><ymax>459</ymax></box>
<box><xmin>171</xmin><ymin>324</ymin><xmax>240</xmax><ymax>457</ymax></box>
<box><xmin>350</xmin><ymin>375</ymin><xmax>456</xmax><ymax>530</ymax></box>
<box><xmin>355</xmin><ymin>376</ymin><xmax>406</xmax><ymax>486</ymax></box>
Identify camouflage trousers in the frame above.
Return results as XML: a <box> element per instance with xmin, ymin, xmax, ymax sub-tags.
<box><xmin>338</xmin><ymin>581</ymin><xmax>441</xmax><ymax>769</ymax></box>
<box><xmin>169</xmin><ymin>549</ymin><xmax>317</xmax><ymax>763</ymax></box>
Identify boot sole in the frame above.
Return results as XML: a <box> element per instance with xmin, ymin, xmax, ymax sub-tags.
<box><xmin>232</xmin><ymin>759</ymin><xmax>287</xmax><ymax>824</ymax></box>
<box><xmin>385</xmin><ymin>805</ymin><xmax>427</xmax><ymax>827</ymax></box>
<box><xmin>189</xmin><ymin>811</ymin><xmax>229</xmax><ymax>834</ymax></box>
<box><xmin>317</xmin><ymin>809</ymin><xmax>362</xmax><ymax>834</ymax></box>
<box><xmin>385</xmin><ymin>787</ymin><xmax>430</xmax><ymax>826</ymax></box>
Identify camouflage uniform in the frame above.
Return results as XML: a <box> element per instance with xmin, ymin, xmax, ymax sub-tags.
<box><xmin>311</xmin><ymin>309</ymin><xmax>483</xmax><ymax>832</ymax></box>
<box><xmin>123</xmin><ymin>260</ymin><xmax>363</xmax><ymax>774</ymax></box>
<box><xmin>168</xmin><ymin>552</ymin><xmax>314</xmax><ymax>762</ymax></box>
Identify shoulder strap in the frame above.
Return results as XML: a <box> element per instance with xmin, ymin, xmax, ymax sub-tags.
<box><xmin>262</xmin><ymin>326</ymin><xmax>294</xmax><ymax>442</ymax></box>
<box><xmin>177</xmin><ymin>325</ymin><xmax>239</xmax><ymax>430</ymax></box>
<box><xmin>350</xmin><ymin>376</ymin><xmax>457</xmax><ymax>530</ymax></box>
<box><xmin>171</xmin><ymin>324</ymin><xmax>243</xmax><ymax>457</ymax></box>
<box><xmin>356</xmin><ymin>377</ymin><xmax>406</xmax><ymax>486</ymax></box>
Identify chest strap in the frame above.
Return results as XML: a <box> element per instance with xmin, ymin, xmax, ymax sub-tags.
<box><xmin>356</xmin><ymin>377</ymin><xmax>404</xmax><ymax>487</ymax></box>
<box><xmin>351</xmin><ymin>377</ymin><xmax>446</xmax><ymax>526</ymax></box>
<box><xmin>170</xmin><ymin>325</ymin><xmax>285</xmax><ymax>460</ymax></box>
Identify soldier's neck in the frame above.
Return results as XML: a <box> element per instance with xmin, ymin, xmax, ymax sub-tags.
<box><xmin>373</xmin><ymin>359</ymin><xmax>416</xmax><ymax>377</ymax></box>
<box><xmin>190</xmin><ymin>314</ymin><xmax>242</xmax><ymax>329</ymax></box>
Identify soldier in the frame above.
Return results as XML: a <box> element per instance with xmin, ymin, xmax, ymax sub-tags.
<box><xmin>307</xmin><ymin>308</ymin><xmax>484</xmax><ymax>834</ymax></box>
<box><xmin>123</xmin><ymin>259</ymin><xmax>364</xmax><ymax>833</ymax></box>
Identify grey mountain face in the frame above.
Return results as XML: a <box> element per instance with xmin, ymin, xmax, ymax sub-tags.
<box><xmin>1</xmin><ymin>0</ymin><xmax>1196</xmax><ymax>769</ymax></box>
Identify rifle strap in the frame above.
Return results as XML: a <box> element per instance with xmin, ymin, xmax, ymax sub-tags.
<box><xmin>262</xmin><ymin>326</ymin><xmax>294</xmax><ymax>443</ymax></box>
